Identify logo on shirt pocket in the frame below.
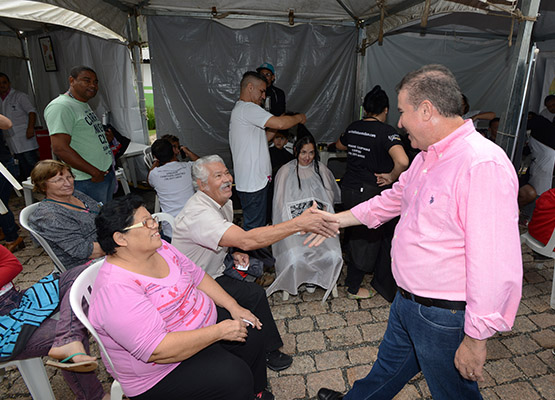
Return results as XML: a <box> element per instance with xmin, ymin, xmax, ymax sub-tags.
<box><xmin>413</xmin><ymin>189</ymin><xmax>449</xmax><ymax>239</ymax></box>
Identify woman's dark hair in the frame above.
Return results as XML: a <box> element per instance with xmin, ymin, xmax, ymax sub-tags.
<box><xmin>363</xmin><ymin>85</ymin><xmax>389</xmax><ymax>116</ymax></box>
<box><xmin>151</xmin><ymin>138</ymin><xmax>174</xmax><ymax>165</ymax></box>
<box><xmin>293</xmin><ymin>134</ymin><xmax>325</xmax><ymax>190</ymax></box>
<box><xmin>95</xmin><ymin>194</ymin><xmax>145</xmax><ymax>255</ymax></box>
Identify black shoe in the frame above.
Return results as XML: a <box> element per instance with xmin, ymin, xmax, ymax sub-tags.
<box><xmin>318</xmin><ymin>388</ymin><xmax>344</xmax><ymax>400</ymax></box>
<box><xmin>254</xmin><ymin>389</ymin><xmax>274</xmax><ymax>400</ymax></box>
<box><xmin>266</xmin><ymin>350</ymin><xmax>293</xmax><ymax>371</ymax></box>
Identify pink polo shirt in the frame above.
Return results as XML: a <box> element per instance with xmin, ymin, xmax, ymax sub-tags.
<box><xmin>352</xmin><ymin>120</ymin><xmax>522</xmax><ymax>340</ymax></box>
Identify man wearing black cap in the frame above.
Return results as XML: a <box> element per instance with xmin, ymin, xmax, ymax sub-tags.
<box><xmin>257</xmin><ymin>62</ymin><xmax>286</xmax><ymax>116</ymax></box>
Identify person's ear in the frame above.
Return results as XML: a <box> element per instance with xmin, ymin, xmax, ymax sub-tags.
<box><xmin>419</xmin><ymin>100</ymin><xmax>433</xmax><ymax>122</ymax></box>
<box><xmin>113</xmin><ymin>231</ymin><xmax>127</xmax><ymax>247</ymax></box>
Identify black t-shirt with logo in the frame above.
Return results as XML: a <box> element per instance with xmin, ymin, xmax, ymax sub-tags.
<box><xmin>339</xmin><ymin>119</ymin><xmax>402</xmax><ymax>188</ymax></box>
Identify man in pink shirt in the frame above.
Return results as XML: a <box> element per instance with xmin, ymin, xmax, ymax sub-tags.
<box><xmin>318</xmin><ymin>65</ymin><xmax>522</xmax><ymax>400</ymax></box>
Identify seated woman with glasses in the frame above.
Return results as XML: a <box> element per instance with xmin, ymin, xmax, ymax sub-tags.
<box><xmin>28</xmin><ymin>160</ymin><xmax>104</xmax><ymax>269</ymax></box>
<box><xmin>89</xmin><ymin>194</ymin><xmax>273</xmax><ymax>400</ymax></box>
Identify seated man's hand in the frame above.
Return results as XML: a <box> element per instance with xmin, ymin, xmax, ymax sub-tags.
<box><xmin>296</xmin><ymin>202</ymin><xmax>339</xmax><ymax>238</ymax></box>
<box><xmin>232</xmin><ymin>251</ymin><xmax>249</xmax><ymax>268</ymax></box>
<box><xmin>303</xmin><ymin>232</ymin><xmax>328</xmax><ymax>248</ymax></box>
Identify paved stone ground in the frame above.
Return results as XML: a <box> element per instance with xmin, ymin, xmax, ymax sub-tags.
<box><xmin>1</xmin><ymin>190</ymin><xmax>554</xmax><ymax>399</ymax></box>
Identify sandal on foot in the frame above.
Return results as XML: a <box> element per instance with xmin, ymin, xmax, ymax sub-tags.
<box><xmin>46</xmin><ymin>352</ymin><xmax>98</xmax><ymax>373</ymax></box>
<box><xmin>347</xmin><ymin>288</ymin><xmax>375</xmax><ymax>300</ymax></box>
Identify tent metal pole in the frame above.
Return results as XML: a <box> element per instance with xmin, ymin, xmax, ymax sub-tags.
<box><xmin>127</xmin><ymin>13</ymin><xmax>149</xmax><ymax>145</ymax></box>
<box><xmin>496</xmin><ymin>0</ymin><xmax>541</xmax><ymax>166</ymax></box>
<box><xmin>19</xmin><ymin>36</ymin><xmax>41</xmax><ymax>126</ymax></box>
<box><xmin>355</xmin><ymin>27</ymin><xmax>365</xmax><ymax>121</ymax></box>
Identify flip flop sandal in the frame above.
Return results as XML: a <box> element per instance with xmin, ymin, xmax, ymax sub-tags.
<box><xmin>46</xmin><ymin>352</ymin><xmax>98</xmax><ymax>373</ymax></box>
<box><xmin>347</xmin><ymin>288</ymin><xmax>376</xmax><ymax>300</ymax></box>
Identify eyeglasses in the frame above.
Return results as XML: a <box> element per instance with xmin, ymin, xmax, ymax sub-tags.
<box><xmin>47</xmin><ymin>175</ymin><xmax>75</xmax><ymax>185</ymax></box>
<box><xmin>123</xmin><ymin>216</ymin><xmax>159</xmax><ymax>231</ymax></box>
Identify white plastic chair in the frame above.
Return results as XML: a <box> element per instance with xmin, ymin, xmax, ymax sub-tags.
<box><xmin>69</xmin><ymin>258</ymin><xmax>124</xmax><ymax>399</ymax></box>
<box><xmin>19</xmin><ymin>203</ymin><xmax>66</xmax><ymax>273</ymax></box>
<box><xmin>0</xmin><ymin>358</ymin><xmax>55</xmax><ymax>399</ymax></box>
<box><xmin>143</xmin><ymin>146</ymin><xmax>161</xmax><ymax>213</ymax></box>
<box><xmin>152</xmin><ymin>212</ymin><xmax>175</xmax><ymax>231</ymax></box>
<box><xmin>521</xmin><ymin>228</ymin><xmax>555</xmax><ymax>309</ymax></box>
<box><xmin>143</xmin><ymin>146</ymin><xmax>154</xmax><ymax>169</ymax></box>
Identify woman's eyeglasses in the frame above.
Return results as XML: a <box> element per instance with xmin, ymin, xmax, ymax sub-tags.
<box><xmin>124</xmin><ymin>216</ymin><xmax>160</xmax><ymax>231</ymax></box>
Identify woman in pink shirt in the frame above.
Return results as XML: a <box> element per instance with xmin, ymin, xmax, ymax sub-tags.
<box><xmin>90</xmin><ymin>194</ymin><xmax>273</xmax><ymax>400</ymax></box>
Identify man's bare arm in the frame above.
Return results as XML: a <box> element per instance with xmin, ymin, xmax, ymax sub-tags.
<box><xmin>0</xmin><ymin>114</ymin><xmax>12</xmax><ymax>130</ymax></box>
<box><xmin>50</xmin><ymin>133</ymin><xmax>106</xmax><ymax>182</ymax></box>
<box><xmin>26</xmin><ymin>112</ymin><xmax>37</xmax><ymax>139</ymax></box>
<box><xmin>265</xmin><ymin>113</ymin><xmax>306</xmax><ymax>131</ymax></box>
<box><xmin>219</xmin><ymin>203</ymin><xmax>339</xmax><ymax>250</ymax></box>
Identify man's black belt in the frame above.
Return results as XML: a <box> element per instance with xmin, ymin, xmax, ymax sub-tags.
<box><xmin>398</xmin><ymin>287</ymin><xmax>466</xmax><ymax>311</ymax></box>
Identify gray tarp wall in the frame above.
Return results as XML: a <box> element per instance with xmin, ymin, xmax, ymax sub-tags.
<box><xmin>148</xmin><ymin>16</ymin><xmax>358</xmax><ymax>165</ymax></box>
<box><xmin>24</xmin><ymin>29</ymin><xmax>144</xmax><ymax>143</ymax></box>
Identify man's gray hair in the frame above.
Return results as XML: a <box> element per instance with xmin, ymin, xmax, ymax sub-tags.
<box><xmin>192</xmin><ymin>154</ymin><xmax>226</xmax><ymax>190</ymax></box>
<box><xmin>396</xmin><ymin>64</ymin><xmax>462</xmax><ymax>118</ymax></box>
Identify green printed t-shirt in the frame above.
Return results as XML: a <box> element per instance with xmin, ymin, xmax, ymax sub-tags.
<box><xmin>44</xmin><ymin>94</ymin><xmax>113</xmax><ymax>181</ymax></box>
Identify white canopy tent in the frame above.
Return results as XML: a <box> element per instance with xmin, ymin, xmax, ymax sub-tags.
<box><xmin>0</xmin><ymin>0</ymin><xmax>553</xmax><ymax>169</ymax></box>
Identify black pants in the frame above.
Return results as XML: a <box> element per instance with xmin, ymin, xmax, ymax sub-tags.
<box><xmin>216</xmin><ymin>275</ymin><xmax>283</xmax><ymax>352</ymax></box>
<box><xmin>342</xmin><ymin>184</ymin><xmax>398</xmax><ymax>302</ymax></box>
<box><xmin>130</xmin><ymin>343</ymin><xmax>256</xmax><ymax>400</ymax></box>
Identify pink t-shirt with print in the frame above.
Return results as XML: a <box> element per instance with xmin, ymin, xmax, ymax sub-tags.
<box><xmin>89</xmin><ymin>240</ymin><xmax>217</xmax><ymax>397</ymax></box>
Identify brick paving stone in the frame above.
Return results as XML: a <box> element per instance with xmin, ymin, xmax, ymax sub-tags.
<box><xmin>348</xmin><ymin>345</ymin><xmax>378</xmax><ymax>365</ymax></box>
<box><xmin>315</xmin><ymin>313</ymin><xmax>346</xmax><ymax>330</ymax></box>
<box><xmin>481</xmin><ymin>387</ymin><xmax>501</xmax><ymax>399</ymax></box>
<box><xmin>269</xmin><ymin>375</ymin><xmax>306</xmax><ymax>400</ymax></box>
<box><xmin>512</xmin><ymin>315</ymin><xmax>539</xmax><ymax>333</ymax></box>
<box><xmin>416</xmin><ymin>376</ymin><xmax>431</xmax><ymax>398</ymax></box>
<box><xmin>325</xmin><ymin>326</ymin><xmax>364</xmax><ymax>347</ymax></box>
<box><xmin>524</xmin><ymin>270</ymin><xmax>546</xmax><ymax>284</ymax></box>
<box><xmin>501</xmin><ymin>335</ymin><xmax>541</xmax><ymax>355</ymax></box>
<box><xmin>522</xmin><ymin>284</ymin><xmax>543</xmax><ymax>298</ymax></box>
<box><xmin>516</xmin><ymin>302</ymin><xmax>532</xmax><ymax>316</ymax></box>
<box><xmin>281</xmin><ymin>333</ymin><xmax>296</xmax><ymax>355</ymax></box>
<box><xmin>297</xmin><ymin>300</ymin><xmax>328</xmax><ymax>316</ymax></box>
<box><xmin>330</xmin><ymin>297</ymin><xmax>359</xmax><ymax>312</ymax></box>
<box><xmin>271</xmin><ymin>303</ymin><xmax>299</xmax><ymax>320</ymax></box>
<box><xmin>345</xmin><ymin>310</ymin><xmax>373</xmax><ymax>326</ymax></box>
<box><xmin>370</xmin><ymin>307</ymin><xmax>390</xmax><ymax>322</ymax></box>
<box><xmin>392</xmin><ymin>383</ymin><xmax>423</xmax><ymax>399</ymax></box>
<box><xmin>523</xmin><ymin>296</ymin><xmax>553</xmax><ymax>313</ymax></box>
<box><xmin>315</xmin><ymin>350</ymin><xmax>350</xmax><ymax>371</ymax></box>
<box><xmin>360</xmin><ymin>322</ymin><xmax>388</xmax><ymax>343</ymax></box>
<box><xmin>535</xmin><ymin>281</ymin><xmax>554</xmax><ymax>295</ymax></box>
<box><xmin>346</xmin><ymin>365</ymin><xmax>372</xmax><ymax>386</ymax></box>
<box><xmin>485</xmin><ymin>359</ymin><xmax>523</xmax><ymax>384</ymax></box>
<box><xmin>275</xmin><ymin>319</ymin><xmax>286</xmax><ymax>336</ymax></box>
<box><xmin>530</xmin><ymin>329</ymin><xmax>555</xmax><ymax>348</ymax></box>
<box><xmin>479</xmin><ymin>365</ymin><xmax>496</xmax><ymax>388</ymax></box>
<box><xmin>289</xmin><ymin>317</ymin><xmax>314</xmax><ymax>333</ymax></box>
<box><xmin>306</xmin><ymin>369</ymin><xmax>345</xmax><ymax>399</ymax></box>
<box><xmin>486</xmin><ymin>339</ymin><xmax>512</xmax><ymax>360</ymax></box>
<box><xmin>529</xmin><ymin>312</ymin><xmax>555</xmax><ymax>329</ymax></box>
<box><xmin>536</xmin><ymin>349</ymin><xmax>555</xmax><ymax>369</ymax></box>
<box><xmin>360</xmin><ymin>295</ymin><xmax>390</xmax><ymax>309</ymax></box>
<box><xmin>297</xmin><ymin>331</ymin><xmax>326</xmax><ymax>352</ymax></box>
<box><xmin>514</xmin><ymin>354</ymin><xmax>549</xmax><ymax>377</ymax></box>
<box><xmin>531</xmin><ymin>374</ymin><xmax>555</xmax><ymax>400</ymax></box>
<box><xmin>281</xmin><ymin>354</ymin><xmax>316</xmax><ymax>376</ymax></box>
<box><xmin>493</xmin><ymin>381</ymin><xmax>541</xmax><ymax>400</ymax></box>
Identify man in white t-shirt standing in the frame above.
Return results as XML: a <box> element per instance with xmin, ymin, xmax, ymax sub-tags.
<box><xmin>229</xmin><ymin>71</ymin><xmax>306</xmax><ymax>230</ymax></box>
<box><xmin>148</xmin><ymin>138</ymin><xmax>199</xmax><ymax>238</ymax></box>
<box><xmin>0</xmin><ymin>73</ymin><xmax>38</xmax><ymax>181</ymax></box>
<box><xmin>539</xmin><ymin>94</ymin><xmax>555</xmax><ymax>123</ymax></box>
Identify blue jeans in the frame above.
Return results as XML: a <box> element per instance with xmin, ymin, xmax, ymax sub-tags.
<box><xmin>0</xmin><ymin>158</ymin><xmax>20</xmax><ymax>242</ymax></box>
<box><xmin>237</xmin><ymin>183</ymin><xmax>269</xmax><ymax>231</ymax></box>
<box><xmin>345</xmin><ymin>292</ymin><xmax>482</xmax><ymax>400</ymax></box>
<box><xmin>74</xmin><ymin>168</ymin><xmax>116</xmax><ymax>205</ymax></box>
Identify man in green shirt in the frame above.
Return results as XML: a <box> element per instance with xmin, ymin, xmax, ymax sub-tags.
<box><xmin>44</xmin><ymin>66</ymin><xmax>114</xmax><ymax>204</ymax></box>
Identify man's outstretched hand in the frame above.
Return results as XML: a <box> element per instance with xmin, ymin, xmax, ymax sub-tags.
<box><xmin>296</xmin><ymin>202</ymin><xmax>339</xmax><ymax>241</ymax></box>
